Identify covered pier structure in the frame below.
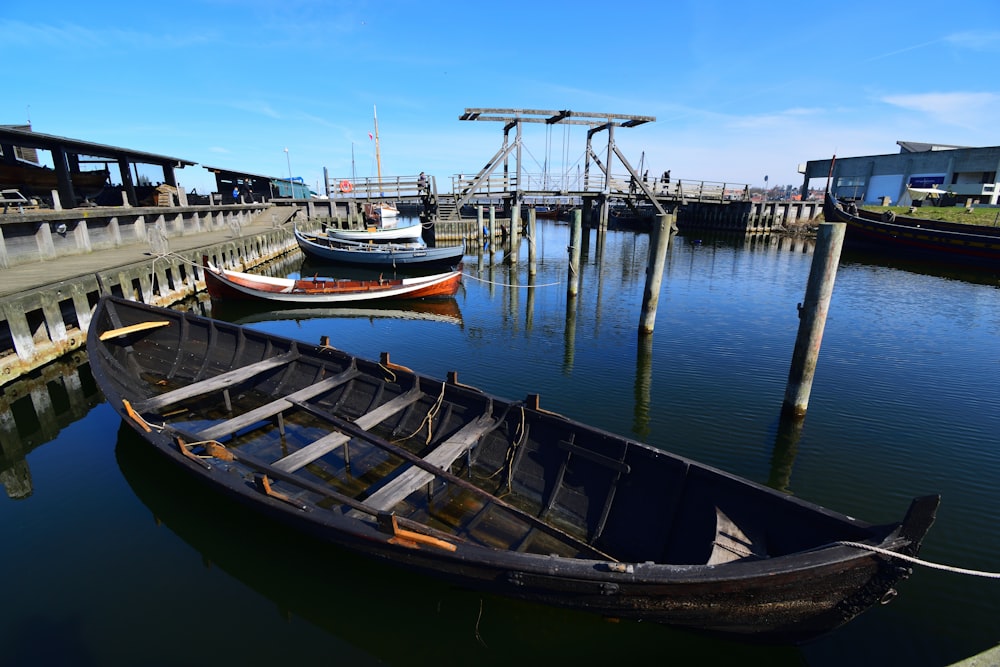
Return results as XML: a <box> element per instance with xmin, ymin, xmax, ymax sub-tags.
<box><xmin>0</xmin><ymin>125</ymin><xmax>196</xmax><ymax>209</ymax></box>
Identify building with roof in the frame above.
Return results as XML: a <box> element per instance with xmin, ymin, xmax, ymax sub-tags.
<box><xmin>0</xmin><ymin>124</ymin><xmax>200</xmax><ymax>208</ymax></box>
<box><xmin>800</xmin><ymin>141</ymin><xmax>1000</xmax><ymax>206</ymax></box>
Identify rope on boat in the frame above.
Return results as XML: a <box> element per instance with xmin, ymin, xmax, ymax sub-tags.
<box><xmin>837</xmin><ymin>541</ymin><xmax>1000</xmax><ymax>579</ymax></box>
<box><xmin>460</xmin><ymin>272</ymin><xmax>562</xmax><ymax>288</ymax></box>
<box><xmin>486</xmin><ymin>406</ymin><xmax>527</xmax><ymax>498</ymax></box>
<box><xmin>392</xmin><ymin>381</ymin><xmax>446</xmax><ymax>446</ymax></box>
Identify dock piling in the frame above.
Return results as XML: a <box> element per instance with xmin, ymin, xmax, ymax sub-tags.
<box><xmin>567</xmin><ymin>209</ymin><xmax>582</xmax><ymax>297</ymax></box>
<box><xmin>527</xmin><ymin>207</ymin><xmax>537</xmax><ymax>276</ymax></box>
<box><xmin>638</xmin><ymin>213</ymin><xmax>673</xmax><ymax>334</ymax></box>
<box><xmin>781</xmin><ymin>222</ymin><xmax>846</xmax><ymax>417</ymax></box>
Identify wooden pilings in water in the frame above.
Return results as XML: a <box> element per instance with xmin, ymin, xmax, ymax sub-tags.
<box><xmin>781</xmin><ymin>222</ymin><xmax>846</xmax><ymax>417</ymax></box>
<box><xmin>527</xmin><ymin>207</ymin><xmax>537</xmax><ymax>276</ymax></box>
<box><xmin>567</xmin><ymin>209</ymin><xmax>582</xmax><ymax>297</ymax></box>
<box><xmin>638</xmin><ymin>213</ymin><xmax>675</xmax><ymax>334</ymax></box>
<box><xmin>679</xmin><ymin>200</ymin><xmax>822</xmax><ymax>233</ymax></box>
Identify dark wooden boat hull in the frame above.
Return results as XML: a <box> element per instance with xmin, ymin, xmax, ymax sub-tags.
<box><xmin>824</xmin><ymin>192</ymin><xmax>1000</xmax><ymax>269</ymax></box>
<box><xmin>87</xmin><ymin>295</ymin><xmax>939</xmax><ymax>643</ymax></box>
<box><xmin>0</xmin><ymin>163</ymin><xmax>109</xmax><ymax>197</ymax></box>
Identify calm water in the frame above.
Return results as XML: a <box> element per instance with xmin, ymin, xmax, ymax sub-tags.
<box><xmin>1</xmin><ymin>219</ymin><xmax>998</xmax><ymax>666</ymax></box>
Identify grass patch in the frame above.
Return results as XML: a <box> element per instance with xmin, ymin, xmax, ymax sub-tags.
<box><xmin>865</xmin><ymin>204</ymin><xmax>1000</xmax><ymax>227</ymax></box>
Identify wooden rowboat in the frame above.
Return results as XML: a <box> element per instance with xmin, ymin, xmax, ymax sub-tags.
<box><xmin>333</xmin><ymin>211</ymin><xmax>421</xmax><ymax>241</ymax></box>
<box><xmin>295</xmin><ymin>226</ymin><xmax>465</xmax><ymax>267</ymax></box>
<box><xmin>87</xmin><ymin>295</ymin><xmax>939</xmax><ymax>643</ymax></box>
<box><xmin>202</xmin><ymin>260</ymin><xmax>461</xmax><ymax>304</ymax></box>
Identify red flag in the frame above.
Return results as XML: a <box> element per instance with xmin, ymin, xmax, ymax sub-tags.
<box><xmin>368</xmin><ymin>132</ymin><xmax>373</xmax><ymax>140</ymax></box>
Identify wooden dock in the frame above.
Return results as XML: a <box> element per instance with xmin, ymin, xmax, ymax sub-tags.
<box><xmin>0</xmin><ymin>202</ymin><xmax>316</xmax><ymax>388</ymax></box>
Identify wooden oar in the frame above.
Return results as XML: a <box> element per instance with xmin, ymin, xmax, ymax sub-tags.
<box><xmin>98</xmin><ymin>320</ymin><xmax>170</xmax><ymax>341</ymax></box>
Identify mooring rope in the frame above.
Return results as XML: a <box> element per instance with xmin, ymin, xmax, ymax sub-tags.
<box><xmin>147</xmin><ymin>249</ymin><xmax>204</xmax><ymax>288</ymax></box>
<box><xmin>837</xmin><ymin>541</ymin><xmax>1000</xmax><ymax>579</ymax></box>
<box><xmin>461</xmin><ymin>272</ymin><xmax>561</xmax><ymax>288</ymax></box>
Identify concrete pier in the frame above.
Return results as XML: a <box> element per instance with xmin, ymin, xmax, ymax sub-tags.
<box><xmin>0</xmin><ymin>203</ymin><xmax>312</xmax><ymax>388</ymax></box>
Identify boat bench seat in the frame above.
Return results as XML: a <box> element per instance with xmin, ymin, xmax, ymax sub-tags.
<box><xmin>197</xmin><ymin>367</ymin><xmax>362</xmax><ymax>442</ymax></box>
<box><xmin>272</xmin><ymin>386</ymin><xmax>424</xmax><ymax>472</ymax></box>
<box><xmin>356</xmin><ymin>414</ymin><xmax>498</xmax><ymax>513</ymax></box>
<box><xmin>135</xmin><ymin>350</ymin><xmax>300</xmax><ymax>413</ymax></box>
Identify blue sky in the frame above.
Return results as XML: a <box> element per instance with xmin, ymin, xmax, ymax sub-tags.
<box><xmin>3</xmin><ymin>1</ymin><xmax>998</xmax><ymax>195</ymax></box>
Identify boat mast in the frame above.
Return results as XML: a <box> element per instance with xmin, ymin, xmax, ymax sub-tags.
<box><xmin>373</xmin><ymin>104</ymin><xmax>383</xmax><ymax>188</ymax></box>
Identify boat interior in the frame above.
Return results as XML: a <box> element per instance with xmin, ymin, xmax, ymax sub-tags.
<box><xmin>99</xmin><ymin>299</ymin><xmax>881</xmax><ymax>568</ymax></box>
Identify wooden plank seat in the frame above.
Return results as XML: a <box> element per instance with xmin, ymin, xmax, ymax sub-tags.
<box><xmin>359</xmin><ymin>414</ymin><xmax>498</xmax><ymax>513</ymax></box>
<box><xmin>272</xmin><ymin>386</ymin><xmax>425</xmax><ymax>473</ymax></box>
<box><xmin>134</xmin><ymin>350</ymin><xmax>300</xmax><ymax>413</ymax></box>
<box><xmin>196</xmin><ymin>367</ymin><xmax>362</xmax><ymax>442</ymax></box>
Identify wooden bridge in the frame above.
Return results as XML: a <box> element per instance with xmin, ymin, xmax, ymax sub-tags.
<box><xmin>319</xmin><ymin>108</ymin><xmax>820</xmax><ymax>231</ymax></box>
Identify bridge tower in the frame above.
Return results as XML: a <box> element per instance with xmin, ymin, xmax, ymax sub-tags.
<box><xmin>455</xmin><ymin>108</ymin><xmax>665</xmax><ymax>228</ymax></box>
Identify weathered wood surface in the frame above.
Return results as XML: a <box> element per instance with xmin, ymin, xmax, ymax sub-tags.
<box><xmin>197</xmin><ymin>367</ymin><xmax>362</xmax><ymax>441</ymax></box>
<box><xmin>273</xmin><ymin>386</ymin><xmax>424</xmax><ymax>472</ymax></box>
<box><xmin>362</xmin><ymin>414</ymin><xmax>498</xmax><ymax>512</ymax></box>
<box><xmin>135</xmin><ymin>350</ymin><xmax>299</xmax><ymax>412</ymax></box>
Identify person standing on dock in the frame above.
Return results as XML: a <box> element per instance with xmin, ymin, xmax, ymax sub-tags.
<box><xmin>418</xmin><ymin>171</ymin><xmax>427</xmax><ymax>194</ymax></box>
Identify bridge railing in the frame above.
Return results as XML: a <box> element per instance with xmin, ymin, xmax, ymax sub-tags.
<box><xmin>326</xmin><ymin>175</ymin><xmax>428</xmax><ymax>199</ymax></box>
<box><xmin>455</xmin><ymin>171</ymin><xmax>750</xmax><ymax>202</ymax></box>
<box><xmin>328</xmin><ymin>172</ymin><xmax>751</xmax><ymax>203</ymax></box>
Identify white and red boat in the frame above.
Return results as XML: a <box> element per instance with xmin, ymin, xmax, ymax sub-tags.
<box><xmin>203</xmin><ymin>260</ymin><xmax>461</xmax><ymax>304</ymax></box>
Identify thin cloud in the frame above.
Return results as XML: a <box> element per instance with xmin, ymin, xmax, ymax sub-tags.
<box><xmin>0</xmin><ymin>19</ymin><xmax>215</xmax><ymax>50</ymax></box>
<box><xmin>881</xmin><ymin>92</ymin><xmax>999</xmax><ymax>128</ymax></box>
<box><xmin>943</xmin><ymin>30</ymin><xmax>1000</xmax><ymax>51</ymax></box>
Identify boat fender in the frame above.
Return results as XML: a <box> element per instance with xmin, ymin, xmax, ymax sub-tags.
<box><xmin>882</xmin><ymin>210</ymin><xmax>895</xmax><ymax>222</ymax></box>
<box><xmin>340</xmin><ymin>180</ymin><xmax>353</xmax><ymax>193</ymax></box>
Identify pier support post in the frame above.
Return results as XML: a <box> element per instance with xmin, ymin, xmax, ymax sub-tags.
<box><xmin>528</xmin><ymin>207</ymin><xmax>537</xmax><ymax>276</ymax></box>
<box><xmin>638</xmin><ymin>213</ymin><xmax>673</xmax><ymax>334</ymax></box>
<box><xmin>477</xmin><ymin>206</ymin><xmax>485</xmax><ymax>247</ymax></box>
<box><xmin>567</xmin><ymin>208</ymin><xmax>582</xmax><ymax>297</ymax></box>
<box><xmin>782</xmin><ymin>222</ymin><xmax>846</xmax><ymax>418</ymax></box>
<box><xmin>510</xmin><ymin>200</ymin><xmax>520</xmax><ymax>262</ymax></box>
<box><xmin>489</xmin><ymin>205</ymin><xmax>497</xmax><ymax>247</ymax></box>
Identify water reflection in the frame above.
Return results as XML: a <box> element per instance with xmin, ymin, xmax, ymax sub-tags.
<box><xmin>767</xmin><ymin>414</ymin><xmax>805</xmax><ymax>494</ymax></box>
<box><xmin>564</xmin><ymin>291</ymin><xmax>577</xmax><ymax>374</ymax></box>
<box><xmin>114</xmin><ymin>424</ymin><xmax>801</xmax><ymax>666</ymax></box>
<box><xmin>0</xmin><ymin>352</ymin><xmax>102</xmax><ymax>500</ymax></box>
<box><xmin>4</xmin><ymin>218</ymin><xmax>1000</xmax><ymax>665</ymax></box>
<box><xmin>633</xmin><ymin>334</ymin><xmax>653</xmax><ymax>439</ymax></box>
<box><xmin>208</xmin><ymin>297</ymin><xmax>464</xmax><ymax>328</ymax></box>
